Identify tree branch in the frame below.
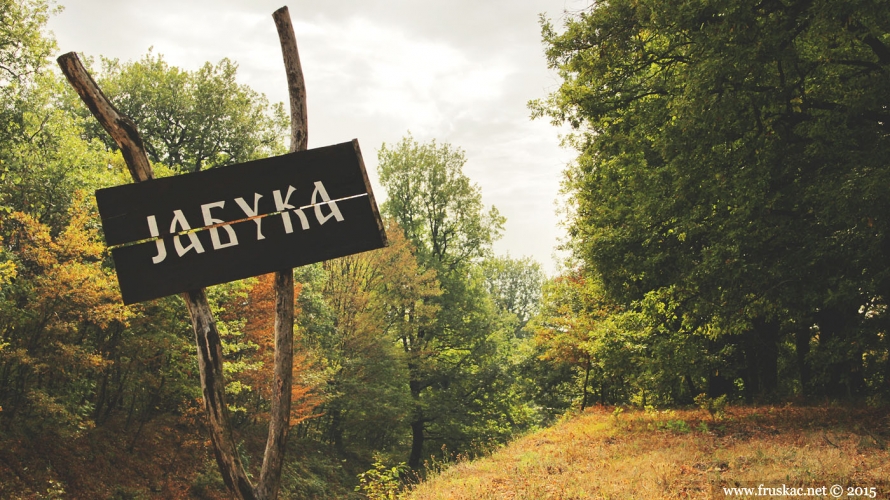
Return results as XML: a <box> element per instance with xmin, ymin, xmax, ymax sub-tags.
<box><xmin>57</xmin><ymin>53</ymin><xmax>153</xmax><ymax>182</ymax></box>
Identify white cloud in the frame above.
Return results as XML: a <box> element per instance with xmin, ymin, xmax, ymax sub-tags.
<box><xmin>284</xmin><ymin>16</ymin><xmax>514</xmax><ymax>136</ymax></box>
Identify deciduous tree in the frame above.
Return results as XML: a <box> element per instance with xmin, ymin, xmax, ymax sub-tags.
<box><xmin>533</xmin><ymin>0</ymin><xmax>890</xmax><ymax>401</ymax></box>
<box><xmin>378</xmin><ymin>135</ymin><xmax>526</xmax><ymax>468</ymax></box>
<box><xmin>73</xmin><ymin>51</ymin><xmax>289</xmax><ymax>173</ymax></box>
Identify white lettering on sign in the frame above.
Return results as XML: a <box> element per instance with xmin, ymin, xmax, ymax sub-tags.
<box><xmin>234</xmin><ymin>194</ymin><xmax>265</xmax><ymax>240</ymax></box>
<box><xmin>311</xmin><ymin>181</ymin><xmax>345</xmax><ymax>224</ymax></box>
<box><xmin>147</xmin><ymin>215</ymin><xmax>166</xmax><ymax>264</ymax></box>
<box><xmin>145</xmin><ymin>181</ymin><xmax>346</xmax><ymax>264</ymax></box>
<box><xmin>273</xmin><ymin>186</ymin><xmax>310</xmax><ymax>233</ymax></box>
<box><xmin>202</xmin><ymin>201</ymin><xmax>239</xmax><ymax>250</ymax></box>
<box><xmin>170</xmin><ymin>210</ymin><xmax>205</xmax><ymax>257</ymax></box>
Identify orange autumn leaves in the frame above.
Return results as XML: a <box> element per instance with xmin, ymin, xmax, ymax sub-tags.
<box><xmin>0</xmin><ymin>193</ymin><xmax>129</xmax><ymax>434</ymax></box>
<box><xmin>4</xmin><ymin>192</ymin><xmax>130</xmax><ymax>331</ymax></box>
<box><xmin>218</xmin><ymin>221</ymin><xmax>436</xmax><ymax>431</ymax></box>
<box><xmin>223</xmin><ymin>273</ymin><xmax>321</xmax><ymax>427</ymax></box>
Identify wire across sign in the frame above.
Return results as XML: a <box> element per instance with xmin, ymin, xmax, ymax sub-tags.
<box><xmin>96</xmin><ymin>140</ymin><xmax>387</xmax><ymax>304</ymax></box>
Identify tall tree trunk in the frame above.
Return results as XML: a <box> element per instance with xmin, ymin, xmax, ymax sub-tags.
<box><xmin>184</xmin><ymin>290</ymin><xmax>257</xmax><ymax>498</ymax></box>
<box><xmin>408</xmin><ymin>415</ymin><xmax>426</xmax><ymax>469</ymax></box>
<box><xmin>328</xmin><ymin>406</ymin><xmax>344</xmax><ymax>452</ymax></box>
<box><xmin>408</xmin><ymin>377</ymin><xmax>426</xmax><ymax>469</ymax></box>
<box><xmin>795</xmin><ymin>325</ymin><xmax>812</xmax><ymax>398</ymax></box>
<box><xmin>741</xmin><ymin>331</ymin><xmax>760</xmax><ymax>404</ymax></box>
<box><xmin>580</xmin><ymin>355</ymin><xmax>591</xmax><ymax>410</ymax></box>
<box><xmin>756</xmin><ymin>319</ymin><xmax>780</xmax><ymax>397</ymax></box>
<box><xmin>815</xmin><ymin>306</ymin><xmax>857</xmax><ymax>399</ymax></box>
<box><xmin>684</xmin><ymin>373</ymin><xmax>698</xmax><ymax>399</ymax></box>
<box><xmin>707</xmin><ymin>338</ymin><xmax>733</xmax><ymax>398</ymax></box>
<box><xmin>741</xmin><ymin>319</ymin><xmax>780</xmax><ymax>402</ymax></box>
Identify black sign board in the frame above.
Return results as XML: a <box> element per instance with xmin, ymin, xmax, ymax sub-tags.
<box><xmin>96</xmin><ymin>140</ymin><xmax>387</xmax><ymax>304</ymax></box>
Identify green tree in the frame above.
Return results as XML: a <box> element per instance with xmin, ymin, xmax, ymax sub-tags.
<box><xmin>294</xmin><ymin>222</ymin><xmax>439</xmax><ymax>457</ymax></box>
<box><xmin>481</xmin><ymin>255</ymin><xmax>545</xmax><ymax>337</ymax></box>
<box><xmin>0</xmin><ymin>0</ymin><xmax>57</xmax><ymax>145</ymax></box>
<box><xmin>0</xmin><ymin>0</ymin><xmax>124</xmax><ymax>231</ymax></box>
<box><xmin>0</xmin><ymin>0</ymin><xmax>201</xmax><ymax>448</ymax></box>
<box><xmin>377</xmin><ymin>134</ymin><xmax>525</xmax><ymax>468</ymax></box>
<box><xmin>0</xmin><ymin>3</ymin><xmax>376</xmax><ymax>497</ymax></box>
<box><xmin>74</xmin><ymin>51</ymin><xmax>288</xmax><ymax>172</ymax></box>
<box><xmin>0</xmin><ymin>193</ymin><xmax>201</xmax><ymax>440</ymax></box>
<box><xmin>378</xmin><ymin>134</ymin><xmax>505</xmax><ymax>272</ymax></box>
<box><xmin>1</xmin><ymin>72</ymin><xmax>125</xmax><ymax>231</ymax></box>
<box><xmin>533</xmin><ymin>0</ymin><xmax>890</xmax><ymax>401</ymax></box>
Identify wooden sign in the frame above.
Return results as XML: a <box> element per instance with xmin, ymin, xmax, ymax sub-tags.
<box><xmin>96</xmin><ymin>140</ymin><xmax>387</xmax><ymax>304</ymax></box>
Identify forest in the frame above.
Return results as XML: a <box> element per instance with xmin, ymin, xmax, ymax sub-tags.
<box><xmin>1</xmin><ymin>0</ymin><xmax>889</xmax><ymax>498</ymax></box>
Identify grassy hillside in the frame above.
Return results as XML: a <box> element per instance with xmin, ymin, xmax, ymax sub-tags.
<box><xmin>406</xmin><ymin>406</ymin><xmax>890</xmax><ymax>499</ymax></box>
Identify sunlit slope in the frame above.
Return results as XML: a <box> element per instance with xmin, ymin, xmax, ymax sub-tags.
<box><xmin>407</xmin><ymin>406</ymin><xmax>890</xmax><ymax>500</ymax></box>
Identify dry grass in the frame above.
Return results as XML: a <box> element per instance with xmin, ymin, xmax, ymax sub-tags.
<box><xmin>405</xmin><ymin>405</ymin><xmax>890</xmax><ymax>499</ymax></box>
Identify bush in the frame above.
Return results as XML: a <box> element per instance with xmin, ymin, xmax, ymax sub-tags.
<box><xmin>355</xmin><ymin>457</ymin><xmax>408</xmax><ymax>500</ymax></box>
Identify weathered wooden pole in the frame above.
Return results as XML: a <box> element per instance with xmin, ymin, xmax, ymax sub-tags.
<box><xmin>257</xmin><ymin>6</ymin><xmax>306</xmax><ymax>500</ymax></box>
<box><xmin>57</xmin><ymin>6</ymin><xmax>309</xmax><ymax>499</ymax></box>
<box><xmin>182</xmin><ymin>288</ymin><xmax>257</xmax><ymax>499</ymax></box>
<box><xmin>55</xmin><ymin>55</ymin><xmax>153</xmax><ymax>182</ymax></box>
<box><xmin>57</xmin><ymin>52</ymin><xmax>257</xmax><ymax>500</ymax></box>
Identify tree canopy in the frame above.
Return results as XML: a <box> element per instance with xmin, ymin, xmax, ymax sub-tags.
<box><xmin>0</xmin><ymin>0</ymin><xmax>58</xmax><ymax>145</ymax></box>
<box><xmin>10</xmin><ymin>0</ymin><xmax>890</xmax><ymax>496</ymax></box>
<box><xmin>74</xmin><ymin>51</ymin><xmax>289</xmax><ymax>173</ymax></box>
<box><xmin>378</xmin><ymin>134</ymin><xmax>505</xmax><ymax>272</ymax></box>
<box><xmin>377</xmin><ymin>135</ymin><xmax>540</xmax><ymax>469</ymax></box>
<box><xmin>532</xmin><ymin>0</ymin><xmax>890</xmax><ymax>401</ymax></box>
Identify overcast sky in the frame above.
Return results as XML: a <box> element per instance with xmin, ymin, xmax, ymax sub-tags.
<box><xmin>47</xmin><ymin>0</ymin><xmax>587</xmax><ymax>274</ymax></box>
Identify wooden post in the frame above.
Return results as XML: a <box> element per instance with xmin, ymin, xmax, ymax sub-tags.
<box><xmin>274</xmin><ymin>6</ymin><xmax>308</xmax><ymax>153</ymax></box>
<box><xmin>182</xmin><ymin>288</ymin><xmax>257</xmax><ymax>499</ymax></box>
<box><xmin>256</xmin><ymin>7</ymin><xmax>305</xmax><ymax>500</ymax></box>
<box><xmin>57</xmin><ymin>51</ymin><xmax>257</xmax><ymax>500</ymax></box>
<box><xmin>56</xmin><ymin>54</ymin><xmax>153</xmax><ymax>182</ymax></box>
<box><xmin>57</xmin><ymin>7</ymin><xmax>308</xmax><ymax>498</ymax></box>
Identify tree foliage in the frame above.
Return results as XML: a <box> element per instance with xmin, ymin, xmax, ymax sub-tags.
<box><xmin>0</xmin><ymin>0</ymin><xmax>58</xmax><ymax>145</ymax></box>
<box><xmin>1</xmin><ymin>196</ymin><xmax>129</xmax><ymax>435</ymax></box>
<box><xmin>0</xmin><ymin>2</ymin><xmax>554</xmax><ymax>496</ymax></box>
<box><xmin>221</xmin><ymin>273</ymin><xmax>321</xmax><ymax>427</ymax></box>
<box><xmin>0</xmin><ymin>0</ymin><xmax>123</xmax><ymax>231</ymax></box>
<box><xmin>481</xmin><ymin>255</ymin><xmax>545</xmax><ymax>336</ymax></box>
<box><xmin>533</xmin><ymin>0</ymin><xmax>890</xmax><ymax>402</ymax></box>
<box><xmin>377</xmin><ymin>135</ymin><xmax>541</xmax><ymax>469</ymax></box>
<box><xmin>294</xmin><ymin>221</ymin><xmax>439</xmax><ymax>456</ymax></box>
<box><xmin>378</xmin><ymin>134</ymin><xmax>505</xmax><ymax>272</ymax></box>
<box><xmin>75</xmin><ymin>50</ymin><xmax>289</xmax><ymax>172</ymax></box>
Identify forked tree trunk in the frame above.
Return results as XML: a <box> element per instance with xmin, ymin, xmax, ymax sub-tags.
<box><xmin>57</xmin><ymin>6</ymin><xmax>307</xmax><ymax>499</ymax></box>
